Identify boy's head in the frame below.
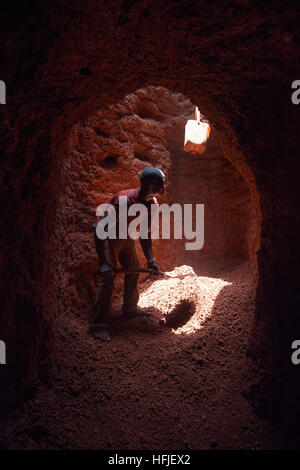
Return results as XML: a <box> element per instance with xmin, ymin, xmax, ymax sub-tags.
<box><xmin>140</xmin><ymin>167</ymin><xmax>166</xmax><ymax>201</ymax></box>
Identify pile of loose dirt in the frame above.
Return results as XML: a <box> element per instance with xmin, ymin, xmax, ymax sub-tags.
<box><xmin>0</xmin><ymin>262</ymin><xmax>285</xmax><ymax>450</ymax></box>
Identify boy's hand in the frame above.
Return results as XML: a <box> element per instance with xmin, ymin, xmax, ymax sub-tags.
<box><xmin>100</xmin><ymin>263</ymin><xmax>114</xmax><ymax>280</ymax></box>
<box><xmin>147</xmin><ymin>259</ymin><xmax>161</xmax><ymax>274</ymax></box>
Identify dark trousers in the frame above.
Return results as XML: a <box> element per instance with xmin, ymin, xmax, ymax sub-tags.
<box><xmin>90</xmin><ymin>238</ymin><xmax>140</xmax><ymax>330</ymax></box>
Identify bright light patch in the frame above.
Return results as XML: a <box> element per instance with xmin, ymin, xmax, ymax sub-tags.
<box><xmin>184</xmin><ymin>106</ymin><xmax>210</xmax><ymax>155</ymax></box>
<box><xmin>138</xmin><ymin>265</ymin><xmax>231</xmax><ymax>335</ymax></box>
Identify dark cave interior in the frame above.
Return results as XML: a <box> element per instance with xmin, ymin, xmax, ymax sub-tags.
<box><xmin>0</xmin><ymin>0</ymin><xmax>299</xmax><ymax>450</ymax></box>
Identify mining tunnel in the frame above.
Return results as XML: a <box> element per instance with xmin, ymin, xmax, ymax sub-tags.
<box><xmin>0</xmin><ymin>0</ymin><xmax>299</xmax><ymax>450</ymax></box>
<box><xmin>57</xmin><ymin>86</ymin><xmax>260</xmax><ymax>322</ymax></box>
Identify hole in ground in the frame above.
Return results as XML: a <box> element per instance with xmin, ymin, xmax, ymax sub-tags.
<box><xmin>164</xmin><ymin>298</ymin><xmax>197</xmax><ymax>329</ymax></box>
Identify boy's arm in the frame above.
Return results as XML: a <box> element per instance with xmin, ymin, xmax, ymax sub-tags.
<box><xmin>140</xmin><ymin>198</ymin><xmax>161</xmax><ymax>272</ymax></box>
<box><xmin>139</xmin><ymin>236</ymin><xmax>160</xmax><ymax>273</ymax></box>
<box><xmin>139</xmin><ymin>199</ymin><xmax>161</xmax><ymax>273</ymax></box>
<box><xmin>94</xmin><ymin>210</ymin><xmax>116</xmax><ymax>279</ymax></box>
<box><xmin>140</xmin><ymin>236</ymin><xmax>154</xmax><ymax>263</ymax></box>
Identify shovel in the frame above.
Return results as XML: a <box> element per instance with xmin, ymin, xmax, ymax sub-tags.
<box><xmin>114</xmin><ymin>267</ymin><xmax>195</xmax><ymax>279</ymax></box>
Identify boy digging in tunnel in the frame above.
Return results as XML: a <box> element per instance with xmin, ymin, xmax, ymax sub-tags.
<box><xmin>90</xmin><ymin>167</ymin><xmax>166</xmax><ymax>341</ymax></box>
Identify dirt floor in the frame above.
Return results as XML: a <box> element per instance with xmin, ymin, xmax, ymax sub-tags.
<box><xmin>0</xmin><ymin>261</ymin><xmax>286</xmax><ymax>450</ymax></box>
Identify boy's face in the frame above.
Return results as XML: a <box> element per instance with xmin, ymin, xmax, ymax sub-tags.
<box><xmin>144</xmin><ymin>178</ymin><xmax>166</xmax><ymax>201</ymax></box>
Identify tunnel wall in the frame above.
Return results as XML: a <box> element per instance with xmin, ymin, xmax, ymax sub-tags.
<box><xmin>0</xmin><ymin>0</ymin><xmax>299</xmax><ymax>429</ymax></box>
<box><xmin>56</xmin><ymin>86</ymin><xmax>253</xmax><ymax>324</ymax></box>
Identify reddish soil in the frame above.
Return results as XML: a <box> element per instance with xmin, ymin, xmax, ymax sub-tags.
<box><xmin>0</xmin><ymin>261</ymin><xmax>285</xmax><ymax>450</ymax></box>
<box><xmin>1</xmin><ymin>1</ymin><xmax>299</xmax><ymax>437</ymax></box>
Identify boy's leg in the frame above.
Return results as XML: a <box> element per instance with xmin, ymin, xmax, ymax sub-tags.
<box><xmin>90</xmin><ymin>239</ymin><xmax>119</xmax><ymax>337</ymax></box>
<box><xmin>119</xmin><ymin>239</ymin><xmax>140</xmax><ymax>315</ymax></box>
